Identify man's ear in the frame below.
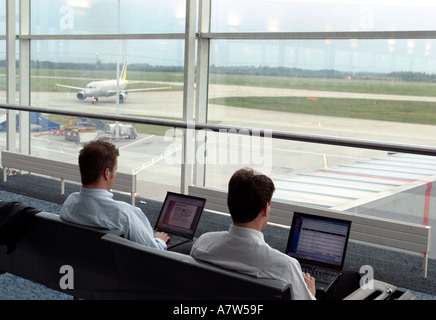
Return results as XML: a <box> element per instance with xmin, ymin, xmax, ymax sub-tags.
<box><xmin>261</xmin><ymin>202</ymin><xmax>269</xmax><ymax>217</ymax></box>
<box><xmin>103</xmin><ymin>167</ymin><xmax>110</xmax><ymax>180</ymax></box>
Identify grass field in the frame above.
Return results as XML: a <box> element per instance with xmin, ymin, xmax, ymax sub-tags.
<box><xmin>210</xmin><ymin>73</ymin><xmax>436</xmax><ymax>97</ymax></box>
<box><xmin>208</xmin><ymin>96</ymin><xmax>436</xmax><ymax>125</ymax></box>
<box><xmin>208</xmin><ymin>74</ymin><xmax>436</xmax><ymax>126</ymax></box>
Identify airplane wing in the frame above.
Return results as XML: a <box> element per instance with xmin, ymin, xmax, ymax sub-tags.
<box><xmin>124</xmin><ymin>86</ymin><xmax>171</xmax><ymax>93</ymax></box>
<box><xmin>56</xmin><ymin>83</ymin><xmax>85</xmax><ymax>90</ymax></box>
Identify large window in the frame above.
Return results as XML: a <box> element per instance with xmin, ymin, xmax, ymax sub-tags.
<box><xmin>0</xmin><ymin>1</ymin><xmax>435</xmax><ymax>255</ymax></box>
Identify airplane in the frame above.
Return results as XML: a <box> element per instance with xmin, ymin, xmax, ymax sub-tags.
<box><xmin>56</xmin><ymin>60</ymin><xmax>171</xmax><ymax>104</ymax></box>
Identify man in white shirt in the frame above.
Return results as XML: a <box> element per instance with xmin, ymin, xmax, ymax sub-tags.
<box><xmin>190</xmin><ymin>167</ymin><xmax>359</xmax><ymax>300</ymax></box>
<box><xmin>60</xmin><ymin>140</ymin><xmax>169</xmax><ymax>250</ymax></box>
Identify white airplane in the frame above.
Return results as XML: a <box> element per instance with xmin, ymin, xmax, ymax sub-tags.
<box><xmin>56</xmin><ymin>60</ymin><xmax>171</xmax><ymax>104</ymax></box>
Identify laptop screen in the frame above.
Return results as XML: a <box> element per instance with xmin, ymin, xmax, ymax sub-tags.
<box><xmin>285</xmin><ymin>212</ymin><xmax>351</xmax><ymax>269</ymax></box>
<box><xmin>155</xmin><ymin>192</ymin><xmax>206</xmax><ymax>238</ymax></box>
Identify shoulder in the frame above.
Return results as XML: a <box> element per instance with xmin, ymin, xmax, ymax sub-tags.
<box><xmin>196</xmin><ymin>231</ymin><xmax>228</xmax><ymax>242</ymax></box>
<box><xmin>191</xmin><ymin>231</ymin><xmax>227</xmax><ymax>249</ymax></box>
<box><xmin>63</xmin><ymin>191</ymin><xmax>80</xmax><ymax>202</ymax></box>
<box><xmin>258</xmin><ymin>244</ymin><xmax>302</xmax><ymax>270</ymax></box>
<box><xmin>113</xmin><ymin>201</ymin><xmax>145</xmax><ymax>217</ymax></box>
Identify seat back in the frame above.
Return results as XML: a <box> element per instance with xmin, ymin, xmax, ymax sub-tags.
<box><xmin>102</xmin><ymin>233</ymin><xmax>292</xmax><ymax>300</ymax></box>
<box><xmin>0</xmin><ymin>211</ymin><xmax>124</xmax><ymax>299</ymax></box>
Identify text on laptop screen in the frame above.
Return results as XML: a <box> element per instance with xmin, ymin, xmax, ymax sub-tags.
<box><xmin>286</xmin><ymin>213</ymin><xmax>350</xmax><ymax>267</ymax></box>
<box><xmin>156</xmin><ymin>192</ymin><xmax>205</xmax><ymax>236</ymax></box>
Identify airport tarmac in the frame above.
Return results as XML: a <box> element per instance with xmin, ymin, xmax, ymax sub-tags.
<box><xmin>3</xmin><ymin>84</ymin><xmax>436</xmax><ymax>196</ymax></box>
<box><xmin>29</xmin><ymin>84</ymin><xmax>436</xmax><ymax>145</ymax></box>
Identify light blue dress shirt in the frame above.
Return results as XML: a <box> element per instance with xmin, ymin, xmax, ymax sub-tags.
<box><xmin>60</xmin><ymin>187</ymin><xmax>166</xmax><ymax>250</ymax></box>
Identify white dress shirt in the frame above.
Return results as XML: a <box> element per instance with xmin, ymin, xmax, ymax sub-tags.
<box><xmin>190</xmin><ymin>224</ymin><xmax>315</xmax><ymax>300</ymax></box>
<box><xmin>60</xmin><ymin>187</ymin><xmax>166</xmax><ymax>250</ymax></box>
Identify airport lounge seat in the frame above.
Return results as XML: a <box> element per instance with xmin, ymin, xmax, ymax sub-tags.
<box><xmin>0</xmin><ymin>204</ymin><xmax>291</xmax><ymax>300</ymax></box>
<box><xmin>0</xmin><ymin>209</ymin><xmax>125</xmax><ymax>300</ymax></box>
<box><xmin>101</xmin><ymin>233</ymin><xmax>292</xmax><ymax>300</ymax></box>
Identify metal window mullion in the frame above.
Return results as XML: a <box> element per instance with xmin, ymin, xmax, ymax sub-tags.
<box><xmin>6</xmin><ymin>0</ymin><xmax>16</xmax><ymax>152</ymax></box>
<box><xmin>200</xmin><ymin>30</ymin><xmax>436</xmax><ymax>40</ymax></box>
<box><xmin>181</xmin><ymin>0</ymin><xmax>197</xmax><ymax>194</ymax></box>
<box><xmin>19</xmin><ymin>0</ymin><xmax>31</xmax><ymax>155</ymax></box>
<box><xmin>193</xmin><ymin>0</ymin><xmax>211</xmax><ymax>187</ymax></box>
<box><xmin>19</xmin><ymin>33</ymin><xmax>185</xmax><ymax>40</ymax></box>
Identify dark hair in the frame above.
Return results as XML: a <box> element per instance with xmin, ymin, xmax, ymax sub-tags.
<box><xmin>78</xmin><ymin>140</ymin><xmax>119</xmax><ymax>186</ymax></box>
<box><xmin>227</xmin><ymin>168</ymin><xmax>275</xmax><ymax>223</ymax></box>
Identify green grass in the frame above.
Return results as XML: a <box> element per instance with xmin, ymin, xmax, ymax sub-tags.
<box><xmin>209</xmin><ymin>96</ymin><xmax>436</xmax><ymax>125</ymax></box>
<box><xmin>209</xmin><ymin>73</ymin><xmax>436</xmax><ymax>97</ymax></box>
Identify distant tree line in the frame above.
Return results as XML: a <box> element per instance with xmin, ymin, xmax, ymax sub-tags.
<box><xmin>28</xmin><ymin>60</ymin><xmax>185</xmax><ymax>73</ymax></box>
<box><xmin>388</xmin><ymin>71</ymin><xmax>436</xmax><ymax>82</ymax></box>
<box><xmin>1</xmin><ymin>60</ymin><xmax>436</xmax><ymax>82</ymax></box>
<box><xmin>209</xmin><ymin>65</ymin><xmax>349</xmax><ymax>79</ymax></box>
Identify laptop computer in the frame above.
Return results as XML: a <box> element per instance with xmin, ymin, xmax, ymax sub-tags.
<box><xmin>285</xmin><ymin>212</ymin><xmax>352</xmax><ymax>292</ymax></box>
<box><xmin>154</xmin><ymin>192</ymin><xmax>206</xmax><ymax>249</ymax></box>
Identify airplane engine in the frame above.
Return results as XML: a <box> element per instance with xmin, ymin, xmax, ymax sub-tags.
<box><xmin>76</xmin><ymin>91</ymin><xmax>87</xmax><ymax>100</ymax></box>
<box><xmin>119</xmin><ymin>92</ymin><xmax>128</xmax><ymax>103</ymax></box>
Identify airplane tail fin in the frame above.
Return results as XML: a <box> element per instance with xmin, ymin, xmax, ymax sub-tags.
<box><xmin>120</xmin><ymin>60</ymin><xmax>127</xmax><ymax>81</ymax></box>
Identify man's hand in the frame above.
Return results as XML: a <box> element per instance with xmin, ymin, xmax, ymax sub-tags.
<box><xmin>154</xmin><ymin>231</ymin><xmax>170</xmax><ymax>243</ymax></box>
<box><xmin>303</xmin><ymin>272</ymin><xmax>316</xmax><ymax>297</ymax></box>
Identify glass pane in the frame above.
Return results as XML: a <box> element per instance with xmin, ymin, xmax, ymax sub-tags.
<box><xmin>208</xmin><ymin>39</ymin><xmax>436</xmax><ymax>149</ymax></box>
<box><xmin>0</xmin><ymin>0</ymin><xmax>5</xmax><ymax>35</ymax></box>
<box><xmin>31</xmin><ymin>39</ymin><xmax>184</xmax><ymax>118</ymax></box>
<box><xmin>0</xmin><ymin>40</ymin><xmax>5</xmax><ymax>151</ymax></box>
<box><xmin>0</xmin><ymin>41</ymin><xmax>4</xmax><ymax>103</ymax></box>
<box><xmin>31</xmin><ymin>0</ymin><xmax>186</xmax><ymax>35</ymax></box>
<box><xmin>31</xmin><ymin>115</ymin><xmax>181</xmax><ymax>201</ymax></box>
<box><xmin>204</xmin><ymin>132</ymin><xmax>435</xmax><ymax>228</ymax></box>
<box><xmin>211</xmin><ymin>0</ymin><xmax>436</xmax><ymax>32</ymax></box>
<box><xmin>1</xmin><ymin>0</ymin><xmax>5</xmax><ymax>103</ymax></box>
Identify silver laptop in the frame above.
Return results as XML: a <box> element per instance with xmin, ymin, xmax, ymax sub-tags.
<box><xmin>285</xmin><ymin>212</ymin><xmax>352</xmax><ymax>292</ymax></box>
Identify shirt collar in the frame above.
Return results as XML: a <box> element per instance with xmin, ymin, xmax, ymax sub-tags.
<box><xmin>229</xmin><ymin>224</ymin><xmax>265</xmax><ymax>242</ymax></box>
<box><xmin>80</xmin><ymin>187</ymin><xmax>113</xmax><ymax>198</ymax></box>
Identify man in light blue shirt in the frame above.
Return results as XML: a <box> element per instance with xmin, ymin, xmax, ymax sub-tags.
<box><xmin>60</xmin><ymin>140</ymin><xmax>169</xmax><ymax>250</ymax></box>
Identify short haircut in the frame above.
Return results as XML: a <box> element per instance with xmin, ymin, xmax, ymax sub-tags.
<box><xmin>78</xmin><ymin>140</ymin><xmax>119</xmax><ymax>186</ymax></box>
<box><xmin>227</xmin><ymin>168</ymin><xmax>275</xmax><ymax>224</ymax></box>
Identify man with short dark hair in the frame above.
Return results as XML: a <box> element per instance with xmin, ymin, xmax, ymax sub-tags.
<box><xmin>191</xmin><ymin>167</ymin><xmax>360</xmax><ymax>300</ymax></box>
<box><xmin>60</xmin><ymin>140</ymin><xmax>169</xmax><ymax>250</ymax></box>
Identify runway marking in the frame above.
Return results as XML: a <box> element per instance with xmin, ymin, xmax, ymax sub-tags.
<box><xmin>132</xmin><ymin>146</ymin><xmax>181</xmax><ymax>175</ymax></box>
<box><xmin>317</xmin><ymin>170</ymin><xmax>415</xmax><ymax>183</ymax></box>
<box><xmin>118</xmin><ymin>135</ymin><xmax>155</xmax><ymax>150</ymax></box>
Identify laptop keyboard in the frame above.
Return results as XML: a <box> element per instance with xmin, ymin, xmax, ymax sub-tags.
<box><xmin>302</xmin><ymin>266</ymin><xmax>338</xmax><ymax>284</ymax></box>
